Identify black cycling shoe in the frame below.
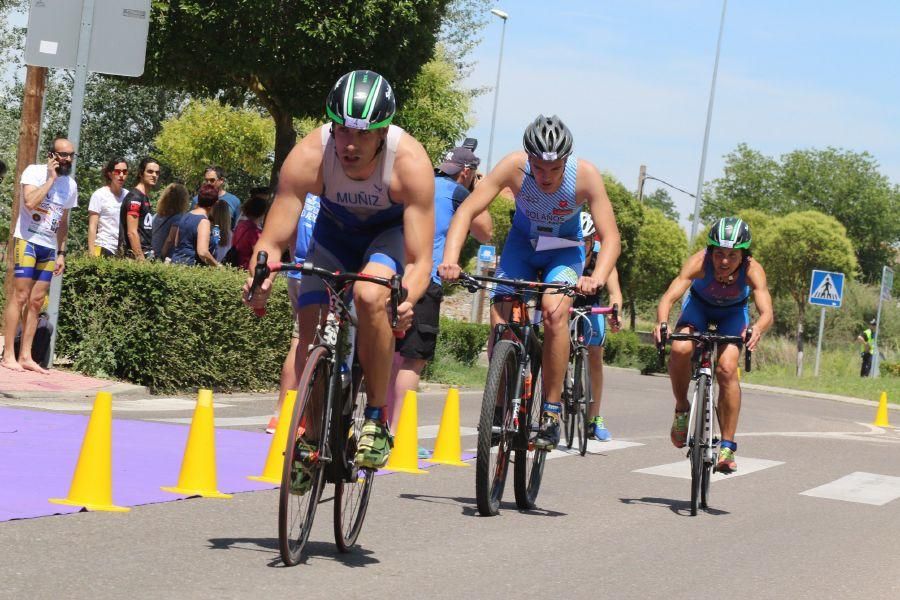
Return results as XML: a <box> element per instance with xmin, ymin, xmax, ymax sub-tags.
<box><xmin>534</xmin><ymin>416</ymin><xmax>561</xmax><ymax>451</ymax></box>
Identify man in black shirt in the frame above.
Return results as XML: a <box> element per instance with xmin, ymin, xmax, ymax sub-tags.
<box><xmin>119</xmin><ymin>157</ymin><xmax>159</xmax><ymax>259</ymax></box>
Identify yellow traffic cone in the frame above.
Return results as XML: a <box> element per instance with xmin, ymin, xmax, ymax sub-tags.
<box><xmin>50</xmin><ymin>391</ymin><xmax>129</xmax><ymax>512</ymax></box>
<box><xmin>248</xmin><ymin>390</ymin><xmax>297</xmax><ymax>483</ymax></box>
<box><xmin>428</xmin><ymin>387</ymin><xmax>469</xmax><ymax>467</ymax></box>
<box><xmin>384</xmin><ymin>390</ymin><xmax>428</xmax><ymax>474</ymax></box>
<box><xmin>162</xmin><ymin>389</ymin><xmax>232</xmax><ymax>498</ymax></box>
<box><xmin>873</xmin><ymin>391</ymin><xmax>891</xmax><ymax>427</ymax></box>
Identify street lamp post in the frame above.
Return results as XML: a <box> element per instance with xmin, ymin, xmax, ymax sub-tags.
<box><xmin>690</xmin><ymin>0</ymin><xmax>728</xmax><ymax>242</ymax></box>
<box><xmin>485</xmin><ymin>8</ymin><xmax>508</xmax><ymax>172</ymax></box>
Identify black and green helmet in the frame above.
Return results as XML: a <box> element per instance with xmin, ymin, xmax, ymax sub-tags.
<box><xmin>326</xmin><ymin>70</ymin><xmax>396</xmax><ymax>130</ymax></box>
<box><xmin>708</xmin><ymin>217</ymin><xmax>751</xmax><ymax>249</ymax></box>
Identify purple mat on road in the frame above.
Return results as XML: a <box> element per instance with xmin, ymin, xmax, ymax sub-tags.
<box><xmin>0</xmin><ymin>407</ymin><xmax>275</xmax><ymax>522</ymax></box>
<box><xmin>0</xmin><ymin>407</ymin><xmax>476</xmax><ymax>522</ymax></box>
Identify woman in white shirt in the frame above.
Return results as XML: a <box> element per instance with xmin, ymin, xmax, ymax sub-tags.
<box><xmin>87</xmin><ymin>158</ymin><xmax>129</xmax><ymax>257</ymax></box>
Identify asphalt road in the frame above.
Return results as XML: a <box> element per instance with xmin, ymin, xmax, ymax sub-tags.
<box><xmin>2</xmin><ymin>369</ymin><xmax>899</xmax><ymax>599</ymax></box>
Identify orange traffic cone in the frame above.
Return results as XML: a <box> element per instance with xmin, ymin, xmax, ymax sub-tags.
<box><xmin>248</xmin><ymin>390</ymin><xmax>297</xmax><ymax>483</ymax></box>
<box><xmin>162</xmin><ymin>389</ymin><xmax>232</xmax><ymax>498</ymax></box>
<box><xmin>428</xmin><ymin>387</ymin><xmax>469</xmax><ymax>467</ymax></box>
<box><xmin>873</xmin><ymin>391</ymin><xmax>891</xmax><ymax>427</ymax></box>
<box><xmin>384</xmin><ymin>390</ymin><xmax>428</xmax><ymax>474</ymax></box>
<box><xmin>49</xmin><ymin>392</ymin><xmax>129</xmax><ymax>512</ymax></box>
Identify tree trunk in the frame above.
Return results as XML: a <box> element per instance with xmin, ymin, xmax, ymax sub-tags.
<box><xmin>270</xmin><ymin>107</ymin><xmax>296</xmax><ymax>191</ymax></box>
<box><xmin>629</xmin><ymin>297</ymin><xmax>637</xmax><ymax>330</ymax></box>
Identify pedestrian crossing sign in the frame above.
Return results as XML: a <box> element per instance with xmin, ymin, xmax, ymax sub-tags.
<box><xmin>808</xmin><ymin>270</ymin><xmax>844</xmax><ymax>308</ymax></box>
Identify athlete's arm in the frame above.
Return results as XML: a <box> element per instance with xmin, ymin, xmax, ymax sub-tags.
<box><xmin>54</xmin><ymin>209</ymin><xmax>70</xmax><ymax>275</ymax></box>
<box><xmin>245</xmin><ymin>128</ymin><xmax>324</xmax><ymax>308</ymax></box>
<box><xmin>392</xmin><ymin>134</ymin><xmax>436</xmax><ymax>306</ymax></box>
<box><xmin>578</xmin><ymin>161</ymin><xmax>620</xmax><ymax>291</ymax></box>
<box><xmin>126</xmin><ymin>213</ymin><xmax>143</xmax><ymax>261</ymax></box>
<box><xmin>606</xmin><ymin>267</ymin><xmax>623</xmax><ymax>331</ymax></box>
<box><xmin>23</xmin><ymin>159</ymin><xmax>58</xmax><ymax>210</ymax></box>
<box><xmin>440</xmin><ymin>152</ymin><xmax>520</xmax><ymax>279</ymax></box>
<box><xmin>746</xmin><ymin>258</ymin><xmax>774</xmax><ymax>351</ymax></box>
<box><xmin>469</xmin><ymin>208</ymin><xmax>493</xmax><ymax>243</ymax></box>
<box><xmin>654</xmin><ymin>249</ymin><xmax>706</xmax><ymax>342</ymax></box>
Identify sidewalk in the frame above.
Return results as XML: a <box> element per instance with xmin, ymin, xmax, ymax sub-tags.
<box><xmin>0</xmin><ymin>367</ymin><xmax>148</xmax><ymax>400</ymax></box>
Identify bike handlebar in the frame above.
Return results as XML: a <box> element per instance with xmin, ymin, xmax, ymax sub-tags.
<box><xmin>569</xmin><ymin>303</ymin><xmax>619</xmax><ymax>323</ymax></box>
<box><xmin>656</xmin><ymin>322</ymin><xmax>753</xmax><ymax>372</ymax></box>
<box><xmin>247</xmin><ymin>252</ymin><xmax>408</xmax><ymax>328</ymax></box>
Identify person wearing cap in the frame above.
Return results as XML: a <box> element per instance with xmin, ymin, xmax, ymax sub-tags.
<box><xmin>386</xmin><ymin>146</ymin><xmax>493</xmax><ymax>435</ymax></box>
<box><xmin>244</xmin><ymin>69</ymin><xmax>434</xmax><ymax>475</ymax></box>
<box><xmin>857</xmin><ymin>318</ymin><xmax>877</xmax><ymax>377</ymax></box>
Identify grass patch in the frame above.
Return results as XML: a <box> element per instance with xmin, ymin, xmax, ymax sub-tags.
<box><xmin>423</xmin><ymin>357</ymin><xmax>487</xmax><ymax>388</ymax></box>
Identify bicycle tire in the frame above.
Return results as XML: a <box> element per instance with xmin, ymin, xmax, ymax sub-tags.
<box><xmin>476</xmin><ymin>339</ymin><xmax>519</xmax><ymax>516</ymax></box>
<box><xmin>514</xmin><ymin>362</ymin><xmax>546</xmax><ymax>510</ymax></box>
<box><xmin>700</xmin><ymin>382</ymin><xmax>715</xmax><ymax>510</ymax></box>
<box><xmin>575</xmin><ymin>347</ymin><xmax>591</xmax><ymax>457</ymax></box>
<box><xmin>279</xmin><ymin>345</ymin><xmax>330</xmax><ymax>566</ymax></box>
<box><xmin>689</xmin><ymin>375</ymin><xmax>708</xmax><ymax>517</ymax></box>
<box><xmin>334</xmin><ymin>371</ymin><xmax>374</xmax><ymax>552</ymax></box>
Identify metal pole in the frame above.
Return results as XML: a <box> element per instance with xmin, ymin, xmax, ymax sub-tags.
<box><xmin>637</xmin><ymin>164</ymin><xmax>646</xmax><ymax>203</ymax></box>
<box><xmin>814</xmin><ymin>307</ymin><xmax>825</xmax><ymax>377</ymax></box>
<box><xmin>690</xmin><ymin>0</ymin><xmax>728</xmax><ymax>242</ymax></box>
<box><xmin>870</xmin><ymin>266</ymin><xmax>891</xmax><ymax>378</ymax></box>
<box><xmin>46</xmin><ymin>0</ymin><xmax>95</xmax><ymax>366</ymax></box>
<box><xmin>485</xmin><ymin>10</ymin><xmax>508</xmax><ymax>172</ymax></box>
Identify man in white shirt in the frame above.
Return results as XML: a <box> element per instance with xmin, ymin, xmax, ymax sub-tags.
<box><xmin>87</xmin><ymin>158</ymin><xmax>128</xmax><ymax>257</ymax></box>
<box><xmin>1</xmin><ymin>138</ymin><xmax>78</xmax><ymax>373</ymax></box>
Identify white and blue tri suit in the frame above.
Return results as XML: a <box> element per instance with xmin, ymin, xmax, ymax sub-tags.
<box><xmin>493</xmin><ymin>156</ymin><xmax>585</xmax><ymax>298</ymax></box>
<box><xmin>284</xmin><ymin>194</ymin><xmax>321</xmax><ymax>306</ymax></box>
<box><xmin>676</xmin><ymin>250</ymin><xmax>751</xmax><ymax>337</ymax></box>
<box><xmin>580</xmin><ymin>239</ymin><xmax>606</xmax><ymax>347</ymax></box>
<box><xmin>297</xmin><ymin>123</ymin><xmax>406</xmax><ymax>307</ymax></box>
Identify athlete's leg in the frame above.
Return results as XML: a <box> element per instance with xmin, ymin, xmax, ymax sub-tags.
<box><xmin>539</xmin><ymin>290</ymin><xmax>573</xmax><ymax>406</ymax></box>
<box><xmin>715</xmin><ymin>344</ymin><xmax>741</xmax><ymax>441</ymax></box>
<box><xmin>587</xmin><ymin>346</ymin><xmax>604</xmax><ymax>418</ymax></box>
<box><xmin>18</xmin><ymin>279</ymin><xmax>51</xmax><ymax>374</ymax></box>
<box><xmin>1</xmin><ymin>277</ymin><xmax>34</xmax><ymax>371</ymax></box>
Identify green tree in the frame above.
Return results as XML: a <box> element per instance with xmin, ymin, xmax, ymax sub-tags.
<box><xmin>142</xmin><ymin>0</ymin><xmax>453</xmax><ymax>179</ymax></box>
<box><xmin>642</xmin><ymin>188</ymin><xmax>679</xmax><ymax>222</ymax></box>
<box><xmin>757</xmin><ymin>211</ymin><xmax>858</xmax><ymax>359</ymax></box>
<box><xmin>603</xmin><ymin>173</ymin><xmax>644</xmax><ymax>323</ymax></box>
<box><xmin>702</xmin><ymin>143</ymin><xmax>782</xmax><ymax>218</ymax></box>
<box><xmin>154</xmin><ymin>99</ymin><xmax>275</xmax><ymax>196</ymax></box>
<box><xmin>625</xmin><ymin>206</ymin><xmax>688</xmax><ymax>329</ymax></box>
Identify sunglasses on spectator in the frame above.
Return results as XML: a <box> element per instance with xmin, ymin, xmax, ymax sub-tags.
<box><xmin>112</xmin><ymin>168</ymin><xmax>128</xmax><ymax>175</ymax></box>
<box><xmin>52</xmin><ymin>151</ymin><xmax>76</xmax><ymax>159</ymax></box>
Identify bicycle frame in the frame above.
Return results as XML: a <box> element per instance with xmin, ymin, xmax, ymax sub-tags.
<box><xmin>685</xmin><ymin>341</ymin><xmax>720</xmax><ymax>466</ymax></box>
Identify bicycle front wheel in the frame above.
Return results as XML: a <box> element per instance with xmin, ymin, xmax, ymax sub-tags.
<box><xmin>334</xmin><ymin>371</ymin><xmax>374</xmax><ymax>552</ymax></box>
<box><xmin>575</xmin><ymin>347</ymin><xmax>591</xmax><ymax>457</ymax></box>
<box><xmin>562</xmin><ymin>361</ymin><xmax>575</xmax><ymax>449</ymax></box>
<box><xmin>514</xmin><ymin>363</ymin><xmax>546</xmax><ymax>510</ymax></box>
<box><xmin>476</xmin><ymin>339</ymin><xmax>519</xmax><ymax>516</ymax></box>
<box><xmin>689</xmin><ymin>375</ymin><xmax>708</xmax><ymax>517</ymax></box>
<box><xmin>278</xmin><ymin>345</ymin><xmax>330</xmax><ymax>566</ymax></box>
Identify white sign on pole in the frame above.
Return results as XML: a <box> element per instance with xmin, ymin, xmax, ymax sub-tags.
<box><xmin>25</xmin><ymin>0</ymin><xmax>151</xmax><ymax>76</ymax></box>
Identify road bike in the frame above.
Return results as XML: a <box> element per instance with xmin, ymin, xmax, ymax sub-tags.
<box><xmin>657</xmin><ymin>323</ymin><xmax>751</xmax><ymax>516</ymax></box>
<box><xmin>456</xmin><ymin>272</ymin><xmax>575</xmax><ymax>516</ymax></box>
<box><xmin>248</xmin><ymin>253</ymin><xmax>405</xmax><ymax>565</ymax></box>
<box><xmin>561</xmin><ymin>300</ymin><xmax>618</xmax><ymax>456</ymax></box>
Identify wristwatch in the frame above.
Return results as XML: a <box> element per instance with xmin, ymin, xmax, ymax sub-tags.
<box><xmin>58</xmin><ymin>250</ymin><xmax>67</xmax><ymax>256</ymax></box>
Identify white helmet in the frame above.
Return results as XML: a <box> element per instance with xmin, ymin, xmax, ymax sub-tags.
<box><xmin>580</xmin><ymin>211</ymin><xmax>596</xmax><ymax>239</ymax></box>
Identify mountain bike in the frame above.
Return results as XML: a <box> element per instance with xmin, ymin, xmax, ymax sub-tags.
<box><xmin>561</xmin><ymin>300</ymin><xmax>618</xmax><ymax>456</ymax></box>
<box><xmin>456</xmin><ymin>272</ymin><xmax>574</xmax><ymax>516</ymax></box>
<box><xmin>657</xmin><ymin>323</ymin><xmax>751</xmax><ymax>516</ymax></box>
<box><xmin>248</xmin><ymin>252</ymin><xmax>406</xmax><ymax>565</ymax></box>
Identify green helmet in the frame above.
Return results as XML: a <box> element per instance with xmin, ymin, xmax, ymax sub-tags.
<box><xmin>708</xmin><ymin>217</ymin><xmax>751</xmax><ymax>250</ymax></box>
<box><xmin>326</xmin><ymin>70</ymin><xmax>396</xmax><ymax>130</ymax></box>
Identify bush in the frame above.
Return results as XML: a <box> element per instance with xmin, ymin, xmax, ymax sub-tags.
<box><xmin>881</xmin><ymin>362</ymin><xmax>900</xmax><ymax>377</ymax></box>
<box><xmin>57</xmin><ymin>257</ymin><xmax>292</xmax><ymax>392</ymax></box>
<box><xmin>421</xmin><ymin>317</ymin><xmax>490</xmax><ymax>380</ymax></box>
<box><xmin>603</xmin><ymin>330</ymin><xmax>640</xmax><ymax>365</ymax></box>
<box><xmin>638</xmin><ymin>344</ymin><xmax>665</xmax><ymax>375</ymax></box>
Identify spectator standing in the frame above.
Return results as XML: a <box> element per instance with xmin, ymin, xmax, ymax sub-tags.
<box><xmin>87</xmin><ymin>158</ymin><xmax>128</xmax><ymax>257</ymax></box>
<box><xmin>193</xmin><ymin>166</ymin><xmax>240</xmax><ymax>229</ymax></box>
<box><xmin>153</xmin><ymin>183</ymin><xmax>190</xmax><ymax>261</ymax></box>
<box><xmin>210</xmin><ymin>199</ymin><xmax>232</xmax><ymax>262</ymax></box>
<box><xmin>230</xmin><ymin>191</ymin><xmax>268</xmax><ymax>270</ymax></box>
<box><xmin>857</xmin><ymin>318</ymin><xmax>877</xmax><ymax>377</ymax></box>
<box><xmin>2</xmin><ymin>138</ymin><xmax>78</xmax><ymax>373</ymax></box>
<box><xmin>170</xmin><ymin>184</ymin><xmax>219</xmax><ymax>266</ymax></box>
<box><xmin>118</xmin><ymin>157</ymin><xmax>159</xmax><ymax>260</ymax></box>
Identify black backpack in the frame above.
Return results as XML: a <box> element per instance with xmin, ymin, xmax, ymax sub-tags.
<box><xmin>14</xmin><ymin>313</ymin><xmax>54</xmax><ymax>368</ymax></box>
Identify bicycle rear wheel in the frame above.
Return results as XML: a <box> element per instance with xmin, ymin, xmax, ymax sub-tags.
<box><xmin>279</xmin><ymin>346</ymin><xmax>330</xmax><ymax>566</ymax></box>
<box><xmin>514</xmin><ymin>363</ymin><xmax>546</xmax><ymax>510</ymax></box>
<box><xmin>575</xmin><ymin>347</ymin><xmax>591</xmax><ymax>457</ymax></box>
<box><xmin>334</xmin><ymin>370</ymin><xmax>374</xmax><ymax>552</ymax></box>
<box><xmin>688</xmin><ymin>375</ymin><xmax>708</xmax><ymax>517</ymax></box>
<box><xmin>476</xmin><ymin>339</ymin><xmax>518</xmax><ymax>516</ymax></box>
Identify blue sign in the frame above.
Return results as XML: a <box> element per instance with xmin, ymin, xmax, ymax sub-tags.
<box><xmin>808</xmin><ymin>270</ymin><xmax>845</xmax><ymax>308</ymax></box>
<box><xmin>477</xmin><ymin>245</ymin><xmax>496</xmax><ymax>264</ymax></box>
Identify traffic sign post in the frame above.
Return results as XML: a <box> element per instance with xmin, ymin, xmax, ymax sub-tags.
<box><xmin>808</xmin><ymin>270</ymin><xmax>845</xmax><ymax>377</ymax></box>
<box><xmin>871</xmin><ymin>266</ymin><xmax>894</xmax><ymax>379</ymax></box>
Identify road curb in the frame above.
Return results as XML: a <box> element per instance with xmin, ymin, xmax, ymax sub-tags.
<box><xmin>0</xmin><ymin>381</ymin><xmax>150</xmax><ymax>400</ymax></box>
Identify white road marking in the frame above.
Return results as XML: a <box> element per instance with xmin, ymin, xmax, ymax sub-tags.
<box><xmin>738</xmin><ymin>423</ymin><xmax>900</xmax><ymax>445</ymax></box>
<box><xmin>155</xmin><ymin>415</ymin><xmax>268</xmax><ymax>426</ymax></box>
<box><xmin>546</xmin><ymin>440</ymin><xmax>644</xmax><ymax>460</ymax></box>
<box><xmin>633</xmin><ymin>456</ymin><xmax>784</xmax><ymax>480</ymax></box>
<box><xmin>2</xmin><ymin>398</ymin><xmax>230</xmax><ymax>412</ymax></box>
<box><xmin>800</xmin><ymin>472</ymin><xmax>900</xmax><ymax>506</ymax></box>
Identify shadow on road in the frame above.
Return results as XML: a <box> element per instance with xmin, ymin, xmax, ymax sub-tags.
<box><xmin>619</xmin><ymin>496</ymin><xmax>730</xmax><ymax>517</ymax></box>
<box><xmin>399</xmin><ymin>493</ymin><xmax>568</xmax><ymax>518</ymax></box>
<box><xmin>207</xmin><ymin>537</ymin><xmax>380</xmax><ymax>568</ymax></box>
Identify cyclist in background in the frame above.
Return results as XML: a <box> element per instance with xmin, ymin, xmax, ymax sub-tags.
<box><xmin>653</xmin><ymin>217</ymin><xmax>773</xmax><ymax>473</ymax></box>
<box><xmin>578</xmin><ymin>212</ymin><xmax>623</xmax><ymax>441</ymax></box>
<box><xmin>440</xmin><ymin>114</ymin><xmax>621</xmax><ymax>451</ymax></box>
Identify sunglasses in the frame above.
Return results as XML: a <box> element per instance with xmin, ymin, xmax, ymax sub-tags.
<box><xmin>52</xmin><ymin>151</ymin><xmax>76</xmax><ymax>159</ymax></box>
<box><xmin>112</xmin><ymin>168</ymin><xmax>128</xmax><ymax>175</ymax></box>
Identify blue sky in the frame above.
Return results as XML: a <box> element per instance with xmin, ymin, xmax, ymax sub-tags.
<box><xmin>462</xmin><ymin>1</ymin><xmax>900</xmax><ymax>229</ymax></box>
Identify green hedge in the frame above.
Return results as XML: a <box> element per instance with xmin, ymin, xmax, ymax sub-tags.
<box><xmin>603</xmin><ymin>329</ymin><xmax>662</xmax><ymax>374</ymax></box>
<box><xmin>421</xmin><ymin>317</ymin><xmax>490</xmax><ymax>380</ymax></box>
<box><xmin>58</xmin><ymin>257</ymin><xmax>292</xmax><ymax>392</ymax></box>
